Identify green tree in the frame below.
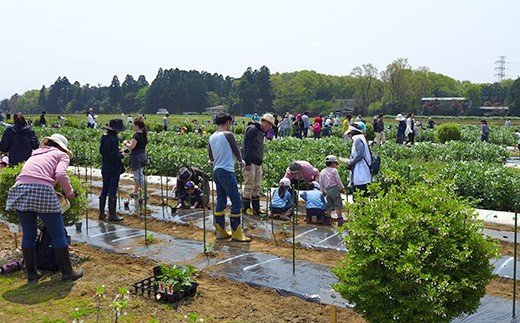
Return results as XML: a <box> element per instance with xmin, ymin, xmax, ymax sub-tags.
<box><xmin>351</xmin><ymin>63</ymin><xmax>381</xmax><ymax>115</ymax></box>
<box><xmin>38</xmin><ymin>86</ymin><xmax>47</xmax><ymax>110</ymax></box>
<box><xmin>109</xmin><ymin>75</ymin><xmax>122</xmax><ymax>110</ymax></box>
<box><xmin>334</xmin><ymin>183</ymin><xmax>499</xmax><ymax>322</ymax></box>
<box><xmin>507</xmin><ymin>77</ymin><xmax>520</xmax><ymax>116</ymax></box>
<box><xmin>380</xmin><ymin>58</ymin><xmax>412</xmax><ymax>114</ymax></box>
<box><xmin>257</xmin><ymin>65</ymin><xmax>274</xmax><ymax>111</ymax></box>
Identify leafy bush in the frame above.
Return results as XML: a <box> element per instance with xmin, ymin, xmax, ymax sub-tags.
<box><xmin>438</xmin><ymin>162</ymin><xmax>520</xmax><ymax>211</ymax></box>
<box><xmin>435</xmin><ymin>123</ymin><xmax>461</xmax><ymax>143</ymax></box>
<box><xmin>460</xmin><ymin>125</ymin><xmax>518</xmax><ymax>146</ymax></box>
<box><xmin>334</xmin><ymin>183</ymin><xmax>499</xmax><ymax>322</ymax></box>
<box><xmin>0</xmin><ymin>164</ymin><xmax>87</xmax><ymax>225</ymax></box>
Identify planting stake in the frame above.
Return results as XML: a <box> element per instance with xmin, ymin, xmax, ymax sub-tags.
<box><xmin>293</xmin><ymin>179</ymin><xmax>300</xmax><ymax>275</ymax></box>
<box><xmin>165</xmin><ymin>178</ymin><xmax>169</xmax><ymax>217</ymax></box>
<box><xmin>330</xmin><ymin>305</ymin><xmax>338</xmax><ymax>323</ymax></box>
<box><xmin>85</xmin><ymin>185</ymin><xmax>89</xmax><ymax>235</ymax></box>
<box><xmin>14</xmin><ymin>233</ymin><xmax>17</xmax><ymax>249</ymax></box>
<box><xmin>160</xmin><ymin>174</ymin><xmax>165</xmax><ymax>219</ymax></box>
<box><xmin>269</xmin><ymin>188</ymin><xmax>276</xmax><ymax>241</ymax></box>
<box><xmin>143</xmin><ymin>162</ymin><xmax>148</xmax><ymax>245</ymax></box>
<box><xmin>514</xmin><ymin>210</ymin><xmax>518</xmax><ymax>319</ymax></box>
<box><xmin>202</xmin><ymin>177</ymin><xmax>207</xmax><ymax>254</ymax></box>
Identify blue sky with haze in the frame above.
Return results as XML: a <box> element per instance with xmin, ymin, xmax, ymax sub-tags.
<box><xmin>1</xmin><ymin>0</ymin><xmax>519</xmax><ymax>99</ymax></box>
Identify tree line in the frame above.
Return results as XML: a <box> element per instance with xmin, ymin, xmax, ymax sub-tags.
<box><xmin>2</xmin><ymin>58</ymin><xmax>519</xmax><ymax>116</ymax></box>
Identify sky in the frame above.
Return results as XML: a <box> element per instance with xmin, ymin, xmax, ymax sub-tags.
<box><xmin>1</xmin><ymin>0</ymin><xmax>519</xmax><ymax>99</ymax></box>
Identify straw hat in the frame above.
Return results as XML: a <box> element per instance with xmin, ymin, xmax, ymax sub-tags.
<box><xmin>41</xmin><ymin>134</ymin><xmax>72</xmax><ymax>158</ymax></box>
<box><xmin>261</xmin><ymin>113</ymin><xmax>275</xmax><ymax>125</ymax></box>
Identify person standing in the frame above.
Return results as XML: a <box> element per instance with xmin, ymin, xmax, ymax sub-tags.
<box><xmin>345</xmin><ymin>124</ymin><xmax>372</xmax><ymax>194</ymax></box>
<box><xmin>273</xmin><ymin>114</ymin><xmax>279</xmax><ymax>139</ymax></box>
<box><xmin>481</xmin><ymin>119</ymin><xmax>490</xmax><ymax>142</ymax></box>
<box><xmin>405</xmin><ymin>112</ymin><xmax>415</xmax><ymax>145</ymax></box>
<box><xmin>38</xmin><ymin>111</ymin><xmax>47</xmax><ymax>127</ymax></box>
<box><xmin>342</xmin><ymin>114</ymin><xmax>352</xmax><ymax>136</ymax></box>
<box><xmin>428</xmin><ymin>117</ymin><xmax>436</xmax><ymax>129</ymax></box>
<box><xmin>293</xmin><ymin>114</ymin><xmax>304</xmax><ymax>139</ymax></box>
<box><xmin>301</xmin><ymin>112</ymin><xmax>310</xmax><ymax>138</ymax></box>
<box><xmin>0</xmin><ymin>113</ymin><xmax>39</xmax><ymax>165</ymax></box>
<box><xmin>320</xmin><ymin>155</ymin><xmax>345</xmax><ymax>226</ymax></box>
<box><xmin>124</xmin><ymin>117</ymin><xmax>148</xmax><ymax>198</ymax></box>
<box><xmin>162</xmin><ymin>114</ymin><xmax>169</xmax><ymax>132</ymax></box>
<box><xmin>279</xmin><ymin>114</ymin><xmax>291</xmax><ymax>138</ymax></box>
<box><xmin>6</xmin><ymin>134</ymin><xmax>83</xmax><ymax>283</ymax></box>
<box><xmin>242</xmin><ymin>113</ymin><xmax>274</xmax><ymax>216</ymax></box>
<box><xmin>395</xmin><ymin>114</ymin><xmax>406</xmax><ymax>144</ymax></box>
<box><xmin>373</xmin><ymin>114</ymin><xmax>386</xmax><ymax>145</ymax></box>
<box><xmin>99</xmin><ymin>119</ymin><xmax>125</xmax><ymax>222</ymax></box>
<box><xmin>208</xmin><ymin>113</ymin><xmax>251</xmax><ymax>242</ymax></box>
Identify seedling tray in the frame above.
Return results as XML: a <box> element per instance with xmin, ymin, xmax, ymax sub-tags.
<box><xmin>132</xmin><ymin>275</ymin><xmax>198</xmax><ymax>303</ymax></box>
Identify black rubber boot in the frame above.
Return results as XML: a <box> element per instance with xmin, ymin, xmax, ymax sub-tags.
<box><xmin>22</xmin><ymin>247</ymin><xmax>43</xmax><ymax>284</ymax></box>
<box><xmin>108</xmin><ymin>196</ymin><xmax>123</xmax><ymax>222</ymax></box>
<box><xmin>99</xmin><ymin>194</ymin><xmax>107</xmax><ymax>220</ymax></box>
<box><xmin>54</xmin><ymin>247</ymin><xmax>83</xmax><ymax>281</ymax></box>
<box><xmin>242</xmin><ymin>198</ymin><xmax>252</xmax><ymax>215</ymax></box>
<box><xmin>251</xmin><ymin>197</ymin><xmax>266</xmax><ymax>216</ymax></box>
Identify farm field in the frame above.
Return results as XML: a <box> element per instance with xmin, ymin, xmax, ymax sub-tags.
<box><xmin>1</xmin><ymin>114</ymin><xmax>520</xmax><ymax>322</ymax></box>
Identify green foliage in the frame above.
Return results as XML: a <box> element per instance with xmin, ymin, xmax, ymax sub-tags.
<box><xmin>0</xmin><ymin>164</ymin><xmax>86</xmax><ymax>225</ymax></box>
<box><xmin>435</xmin><ymin>123</ymin><xmax>461</xmax><ymax>143</ymax></box>
<box><xmin>156</xmin><ymin>265</ymin><xmax>197</xmax><ymax>293</ymax></box>
<box><xmin>438</xmin><ymin>162</ymin><xmax>520</xmax><ymax>211</ymax></box>
<box><xmin>333</xmin><ymin>183</ymin><xmax>499</xmax><ymax>322</ymax></box>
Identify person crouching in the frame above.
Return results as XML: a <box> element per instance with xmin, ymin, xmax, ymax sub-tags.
<box><xmin>270</xmin><ymin>178</ymin><xmax>293</xmax><ymax>221</ymax></box>
<box><xmin>178</xmin><ymin>181</ymin><xmax>205</xmax><ymax>209</ymax></box>
<box><xmin>300</xmin><ymin>181</ymin><xmax>327</xmax><ymax>224</ymax></box>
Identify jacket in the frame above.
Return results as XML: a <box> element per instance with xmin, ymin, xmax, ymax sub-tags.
<box><xmin>300</xmin><ymin>190</ymin><xmax>326</xmax><ymax>210</ymax></box>
<box><xmin>243</xmin><ymin>123</ymin><xmax>264</xmax><ymax>166</ymax></box>
<box><xmin>0</xmin><ymin>124</ymin><xmax>39</xmax><ymax>165</ymax></box>
<box><xmin>348</xmin><ymin>134</ymin><xmax>372</xmax><ymax>186</ymax></box>
<box><xmin>15</xmin><ymin>146</ymin><xmax>74</xmax><ymax>199</ymax></box>
<box><xmin>100</xmin><ymin>133</ymin><xmax>123</xmax><ymax>177</ymax></box>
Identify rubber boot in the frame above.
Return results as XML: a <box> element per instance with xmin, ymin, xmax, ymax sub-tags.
<box><xmin>108</xmin><ymin>196</ymin><xmax>123</xmax><ymax>222</ymax></box>
<box><xmin>230</xmin><ymin>214</ymin><xmax>251</xmax><ymax>242</ymax></box>
<box><xmin>214</xmin><ymin>211</ymin><xmax>231</xmax><ymax>239</ymax></box>
<box><xmin>54</xmin><ymin>247</ymin><xmax>83</xmax><ymax>281</ymax></box>
<box><xmin>22</xmin><ymin>247</ymin><xmax>43</xmax><ymax>284</ymax></box>
<box><xmin>251</xmin><ymin>197</ymin><xmax>266</xmax><ymax>217</ymax></box>
<box><xmin>242</xmin><ymin>198</ymin><xmax>252</xmax><ymax>216</ymax></box>
<box><xmin>323</xmin><ymin>216</ymin><xmax>333</xmax><ymax>226</ymax></box>
<box><xmin>98</xmin><ymin>194</ymin><xmax>107</xmax><ymax>220</ymax></box>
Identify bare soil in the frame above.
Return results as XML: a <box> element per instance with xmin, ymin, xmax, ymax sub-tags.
<box><xmin>0</xmin><ymin>222</ymin><xmax>364</xmax><ymax>322</ymax></box>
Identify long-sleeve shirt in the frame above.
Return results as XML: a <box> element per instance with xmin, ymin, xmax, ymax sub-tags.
<box><xmin>0</xmin><ymin>124</ymin><xmax>39</xmax><ymax>165</ymax></box>
<box><xmin>271</xmin><ymin>189</ymin><xmax>293</xmax><ymax>209</ymax></box>
<box><xmin>300</xmin><ymin>190</ymin><xmax>326</xmax><ymax>210</ymax></box>
<box><xmin>15</xmin><ymin>146</ymin><xmax>74</xmax><ymax>199</ymax></box>
<box><xmin>284</xmin><ymin>161</ymin><xmax>319</xmax><ymax>182</ymax></box>
<box><xmin>243</xmin><ymin>123</ymin><xmax>264</xmax><ymax>166</ymax></box>
<box><xmin>100</xmin><ymin>133</ymin><xmax>123</xmax><ymax>177</ymax></box>
<box><xmin>319</xmin><ymin>167</ymin><xmax>344</xmax><ymax>191</ymax></box>
<box><xmin>208</xmin><ymin>130</ymin><xmax>242</xmax><ymax>172</ymax></box>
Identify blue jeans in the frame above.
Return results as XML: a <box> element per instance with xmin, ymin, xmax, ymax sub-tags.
<box><xmin>213</xmin><ymin>168</ymin><xmax>241</xmax><ymax>214</ymax></box>
<box><xmin>18</xmin><ymin>211</ymin><xmax>68</xmax><ymax>248</ymax></box>
<box><xmin>101</xmin><ymin>174</ymin><xmax>120</xmax><ymax>197</ymax></box>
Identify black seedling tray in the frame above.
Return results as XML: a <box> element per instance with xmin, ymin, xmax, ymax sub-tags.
<box><xmin>132</xmin><ymin>275</ymin><xmax>198</xmax><ymax>304</ymax></box>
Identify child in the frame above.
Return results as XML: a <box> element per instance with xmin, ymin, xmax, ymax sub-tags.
<box><xmin>312</xmin><ymin>122</ymin><xmax>321</xmax><ymax>140</ymax></box>
<box><xmin>270</xmin><ymin>178</ymin><xmax>293</xmax><ymax>221</ymax></box>
<box><xmin>319</xmin><ymin>155</ymin><xmax>345</xmax><ymax>226</ymax></box>
<box><xmin>300</xmin><ymin>181</ymin><xmax>327</xmax><ymax>224</ymax></box>
<box><xmin>179</xmin><ymin>181</ymin><xmax>205</xmax><ymax>209</ymax></box>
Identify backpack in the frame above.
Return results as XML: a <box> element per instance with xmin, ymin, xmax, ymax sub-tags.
<box><xmin>363</xmin><ymin>142</ymin><xmax>381</xmax><ymax>176</ymax></box>
<box><xmin>36</xmin><ymin>226</ymin><xmax>71</xmax><ymax>272</ymax></box>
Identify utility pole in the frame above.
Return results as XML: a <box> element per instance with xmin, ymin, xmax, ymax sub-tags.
<box><xmin>495</xmin><ymin>56</ymin><xmax>506</xmax><ymax>81</ymax></box>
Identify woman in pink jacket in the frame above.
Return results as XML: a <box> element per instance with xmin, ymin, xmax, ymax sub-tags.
<box><xmin>6</xmin><ymin>134</ymin><xmax>83</xmax><ymax>283</ymax></box>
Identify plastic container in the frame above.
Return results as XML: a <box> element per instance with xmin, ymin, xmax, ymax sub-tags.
<box><xmin>132</xmin><ymin>275</ymin><xmax>198</xmax><ymax>304</ymax></box>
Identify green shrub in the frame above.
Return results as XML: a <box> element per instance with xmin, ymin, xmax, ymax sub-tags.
<box><xmin>435</xmin><ymin>123</ymin><xmax>461</xmax><ymax>143</ymax></box>
<box><xmin>334</xmin><ymin>183</ymin><xmax>499</xmax><ymax>322</ymax></box>
<box><xmin>438</xmin><ymin>162</ymin><xmax>520</xmax><ymax>211</ymax></box>
<box><xmin>0</xmin><ymin>165</ymin><xmax>87</xmax><ymax>225</ymax></box>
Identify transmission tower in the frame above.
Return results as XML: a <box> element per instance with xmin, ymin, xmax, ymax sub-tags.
<box><xmin>495</xmin><ymin>56</ymin><xmax>506</xmax><ymax>81</ymax></box>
